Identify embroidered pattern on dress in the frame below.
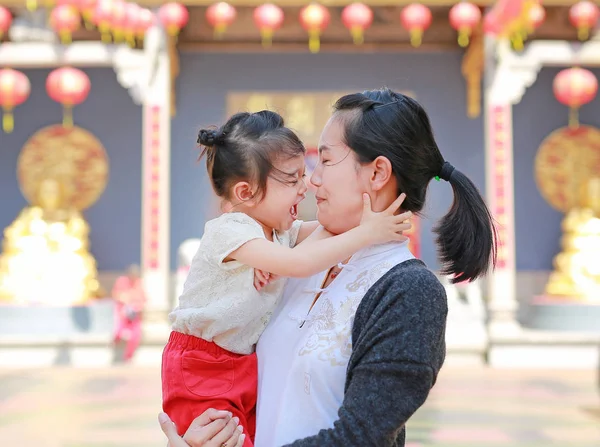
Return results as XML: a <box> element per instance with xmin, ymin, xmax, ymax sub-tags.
<box><xmin>297</xmin><ymin>261</ymin><xmax>393</xmax><ymax>366</ymax></box>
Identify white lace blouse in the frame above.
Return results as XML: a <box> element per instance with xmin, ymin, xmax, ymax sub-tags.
<box><xmin>169</xmin><ymin>212</ymin><xmax>302</xmax><ymax>355</ymax></box>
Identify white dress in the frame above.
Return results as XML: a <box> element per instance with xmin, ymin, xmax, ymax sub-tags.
<box><xmin>169</xmin><ymin>212</ymin><xmax>302</xmax><ymax>355</ymax></box>
<box><xmin>254</xmin><ymin>241</ymin><xmax>414</xmax><ymax>446</ymax></box>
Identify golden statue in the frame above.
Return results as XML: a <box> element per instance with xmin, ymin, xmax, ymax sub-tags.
<box><xmin>535</xmin><ymin>125</ymin><xmax>600</xmax><ymax>301</ymax></box>
<box><xmin>0</xmin><ymin>125</ymin><xmax>109</xmax><ymax>306</ymax></box>
<box><xmin>545</xmin><ymin>178</ymin><xmax>600</xmax><ymax>299</ymax></box>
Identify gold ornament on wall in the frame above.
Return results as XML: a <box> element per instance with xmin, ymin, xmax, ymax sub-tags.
<box><xmin>534</xmin><ymin>125</ymin><xmax>600</xmax><ymax>301</ymax></box>
<box><xmin>0</xmin><ymin>125</ymin><xmax>109</xmax><ymax>305</ymax></box>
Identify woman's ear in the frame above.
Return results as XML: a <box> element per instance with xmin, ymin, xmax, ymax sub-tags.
<box><xmin>231</xmin><ymin>181</ymin><xmax>255</xmax><ymax>204</ymax></box>
<box><xmin>369</xmin><ymin>156</ymin><xmax>393</xmax><ymax>192</ymax></box>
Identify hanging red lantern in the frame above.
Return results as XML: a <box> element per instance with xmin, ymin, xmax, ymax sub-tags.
<box><xmin>553</xmin><ymin>67</ymin><xmax>598</xmax><ymax>128</ymax></box>
<box><xmin>528</xmin><ymin>3</ymin><xmax>545</xmax><ymax>31</ymax></box>
<box><xmin>341</xmin><ymin>3</ymin><xmax>373</xmax><ymax>45</ymax></box>
<box><xmin>55</xmin><ymin>0</ymin><xmax>78</xmax><ymax>6</ymax></box>
<box><xmin>0</xmin><ymin>69</ymin><xmax>31</xmax><ymax>133</ymax></box>
<box><xmin>93</xmin><ymin>0</ymin><xmax>114</xmax><ymax>43</ymax></box>
<box><xmin>50</xmin><ymin>4</ymin><xmax>81</xmax><ymax>44</ymax></box>
<box><xmin>483</xmin><ymin>10</ymin><xmax>501</xmax><ymax>36</ymax></box>
<box><xmin>77</xmin><ymin>0</ymin><xmax>97</xmax><ymax>29</ymax></box>
<box><xmin>299</xmin><ymin>3</ymin><xmax>330</xmax><ymax>53</ymax></box>
<box><xmin>123</xmin><ymin>2</ymin><xmax>141</xmax><ymax>46</ymax></box>
<box><xmin>46</xmin><ymin>67</ymin><xmax>91</xmax><ymax>128</ymax></box>
<box><xmin>136</xmin><ymin>8</ymin><xmax>155</xmax><ymax>41</ymax></box>
<box><xmin>159</xmin><ymin>2</ymin><xmax>190</xmax><ymax>37</ymax></box>
<box><xmin>0</xmin><ymin>6</ymin><xmax>12</xmax><ymax>39</ymax></box>
<box><xmin>400</xmin><ymin>4</ymin><xmax>432</xmax><ymax>48</ymax></box>
<box><xmin>569</xmin><ymin>1</ymin><xmax>599</xmax><ymax>41</ymax></box>
<box><xmin>109</xmin><ymin>0</ymin><xmax>127</xmax><ymax>42</ymax></box>
<box><xmin>205</xmin><ymin>2</ymin><xmax>235</xmax><ymax>38</ymax></box>
<box><xmin>253</xmin><ymin>4</ymin><xmax>284</xmax><ymax>47</ymax></box>
<box><xmin>449</xmin><ymin>2</ymin><xmax>481</xmax><ymax>47</ymax></box>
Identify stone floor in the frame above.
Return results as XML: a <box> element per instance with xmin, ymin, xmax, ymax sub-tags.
<box><xmin>0</xmin><ymin>366</ymin><xmax>598</xmax><ymax>447</ymax></box>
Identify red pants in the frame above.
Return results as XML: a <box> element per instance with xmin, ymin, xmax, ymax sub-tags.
<box><xmin>161</xmin><ymin>332</ymin><xmax>256</xmax><ymax>447</ymax></box>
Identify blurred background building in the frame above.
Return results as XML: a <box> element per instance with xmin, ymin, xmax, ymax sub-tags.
<box><xmin>0</xmin><ymin>0</ymin><xmax>598</xmax><ymax>372</ymax></box>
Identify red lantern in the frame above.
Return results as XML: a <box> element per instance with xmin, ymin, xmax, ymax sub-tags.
<box><xmin>46</xmin><ymin>67</ymin><xmax>91</xmax><ymax>127</ymax></box>
<box><xmin>400</xmin><ymin>4</ymin><xmax>432</xmax><ymax>48</ymax></box>
<box><xmin>569</xmin><ymin>1</ymin><xmax>599</xmax><ymax>41</ymax></box>
<box><xmin>253</xmin><ymin>4</ymin><xmax>284</xmax><ymax>47</ymax></box>
<box><xmin>50</xmin><ymin>5</ymin><xmax>81</xmax><ymax>44</ymax></box>
<box><xmin>299</xmin><ymin>3</ymin><xmax>330</xmax><ymax>53</ymax></box>
<box><xmin>93</xmin><ymin>0</ymin><xmax>115</xmax><ymax>43</ymax></box>
<box><xmin>553</xmin><ymin>67</ymin><xmax>598</xmax><ymax>128</ymax></box>
<box><xmin>206</xmin><ymin>2</ymin><xmax>235</xmax><ymax>38</ymax></box>
<box><xmin>158</xmin><ymin>2</ymin><xmax>189</xmax><ymax>37</ymax></box>
<box><xmin>123</xmin><ymin>2</ymin><xmax>141</xmax><ymax>46</ymax></box>
<box><xmin>341</xmin><ymin>3</ymin><xmax>373</xmax><ymax>45</ymax></box>
<box><xmin>0</xmin><ymin>6</ymin><xmax>12</xmax><ymax>38</ymax></box>
<box><xmin>0</xmin><ymin>69</ymin><xmax>31</xmax><ymax>133</ymax></box>
<box><xmin>136</xmin><ymin>8</ymin><xmax>155</xmax><ymax>40</ymax></box>
<box><xmin>55</xmin><ymin>0</ymin><xmax>79</xmax><ymax>6</ymax></box>
<box><xmin>109</xmin><ymin>0</ymin><xmax>127</xmax><ymax>42</ymax></box>
<box><xmin>77</xmin><ymin>0</ymin><xmax>97</xmax><ymax>29</ymax></box>
<box><xmin>449</xmin><ymin>2</ymin><xmax>481</xmax><ymax>47</ymax></box>
<box><xmin>528</xmin><ymin>3</ymin><xmax>545</xmax><ymax>31</ymax></box>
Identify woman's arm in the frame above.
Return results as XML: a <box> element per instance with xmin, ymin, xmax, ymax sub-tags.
<box><xmin>231</xmin><ymin>194</ymin><xmax>411</xmax><ymax>278</ymax></box>
<box><xmin>284</xmin><ymin>262</ymin><xmax>448</xmax><ymax>446</ymax></box>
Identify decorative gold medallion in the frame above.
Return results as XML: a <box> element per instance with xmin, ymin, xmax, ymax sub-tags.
<box><xmin>534</xmin><ymin>125</ymin><xmax>600</xmax><ymax>213</ymax></box>
<box><xmin>17</xmin><ymin>125</ymin><xmax>109</xmax><ymax>210</ymax></box>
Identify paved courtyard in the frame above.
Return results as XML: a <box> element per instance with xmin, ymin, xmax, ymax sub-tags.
<box><xmin>0</xmin><ymin>366</ymin><xmax>598</xmax><ymax>447</ymax></box>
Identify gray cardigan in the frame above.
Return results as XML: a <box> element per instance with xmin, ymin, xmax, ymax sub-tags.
<box><xmin>285</xmin><ymin>259</ymin><xmax>448</xmax><ymax>446</ymax></box>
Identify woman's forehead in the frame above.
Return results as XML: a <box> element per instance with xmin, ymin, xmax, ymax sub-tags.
<box><xmin>318</xmin><ymin>117</ymin><xmax>348</xmax><ymax>154</ymax></box>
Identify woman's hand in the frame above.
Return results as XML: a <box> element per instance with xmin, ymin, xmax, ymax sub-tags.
<box><xmin>159</xmin><ymin>410</ymin><xmax>245</xmax><ymax>447</ymax></box>
<box><xmin>359</xmin><ymin>193</ymin><xmax>412</xmax><ymax>245</ymax></box>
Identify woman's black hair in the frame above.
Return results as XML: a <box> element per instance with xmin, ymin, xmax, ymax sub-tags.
<box><xmin>198</xmin><ymin>110</ymin><xmax>305</xmax><ymax>202</ymax></box>
<box><xmin>333</xmin><ymin>88</ymin><xmax>497</xmax><ymax>283</ymax></box>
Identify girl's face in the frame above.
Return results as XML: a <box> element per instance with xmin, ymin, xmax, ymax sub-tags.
<box><xmin>248</xmin><ymin>154</ymin><xmax>308</xmax><ymax>235</ymax></box>
<box><xmin>311</xmin><ymin>115</ymin><xmax>372</xmax><ymax>235</ymax></box>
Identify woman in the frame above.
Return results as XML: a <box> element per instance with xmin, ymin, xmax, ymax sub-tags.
<box><xmin>159</xmin><ymin>88</ymin><xmax>497</xmax><ymax>447</ymax></box>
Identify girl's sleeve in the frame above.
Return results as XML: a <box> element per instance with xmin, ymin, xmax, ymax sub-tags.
<box><xmin>201</xmin><ymin>213</ymin><xmax>265</xmax><ymax>270</ymax></box>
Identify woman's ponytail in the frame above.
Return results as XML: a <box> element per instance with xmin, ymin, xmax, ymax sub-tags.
<box><xmin>432</xmin><ymin>162</ymin><xmax>497</xmax><ymax>283</ymax></box>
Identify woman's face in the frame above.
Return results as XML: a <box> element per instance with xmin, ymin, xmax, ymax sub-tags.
<box><xmin>311</xmin><ymin>114</ymin><xmax>371</xmax><ymax>235</ymax></box>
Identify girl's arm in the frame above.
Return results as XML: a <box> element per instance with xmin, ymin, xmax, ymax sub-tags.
<box><xmin>295</xmin><ymin>221</ymin><xmax>320</xmax><ymax>245</ymax></box>
<box><xmin>230</xmin><ymin>194</ymin><xmax>410</xmax><ymax>278</ymax></box>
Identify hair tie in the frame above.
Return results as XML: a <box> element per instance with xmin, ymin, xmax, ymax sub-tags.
<box><xmin>197</xmin><ymin>129</ymin><xmax>226</xmax><ymax>147</ymax></box>
<box><xmin>436</xmin><ymin>161</ymin><xmax>455</xmax><ymax>182</ymax></box>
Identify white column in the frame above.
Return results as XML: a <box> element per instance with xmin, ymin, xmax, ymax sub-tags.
<box><xmin>484</xmin><ymin>101</ymin><xmax>519</xmax><ymax>335</ymax></box>
<box><xmin>484</xmin><ymin>39</ymin><xmax>528</xmax><ymax>337</ymax></box>
<box><xmin>140</xmin><ymin>26</ymin><xmax>171</xmax><ymax>312</ymax></box>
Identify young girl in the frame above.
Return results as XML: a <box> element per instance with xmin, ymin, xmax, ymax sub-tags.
<box><xmin>162</xmin><ymin>110</ymin><xmax>411</xmax><ymax>446</ymax></box>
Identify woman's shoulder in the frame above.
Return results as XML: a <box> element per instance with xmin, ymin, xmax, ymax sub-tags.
<box><xmin>359</xmin><ymin>259</ymin><xmax>448</xmax><ymax>318</ymax></box>
<box><xmin>378</xmin><ymin>258</ymin><xmax>445</xmax><ymax>292</ymax></box>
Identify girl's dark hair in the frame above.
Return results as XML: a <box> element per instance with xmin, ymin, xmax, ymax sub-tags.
<box><xmin>333</xmin><ymin>88</ymin><xmax>497</xmax><ymax>283</ymax></box>
<box><xmin>197</xmin><ymin>110</ymin><xmax>305</xmax><ymax>202</ymax></box>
